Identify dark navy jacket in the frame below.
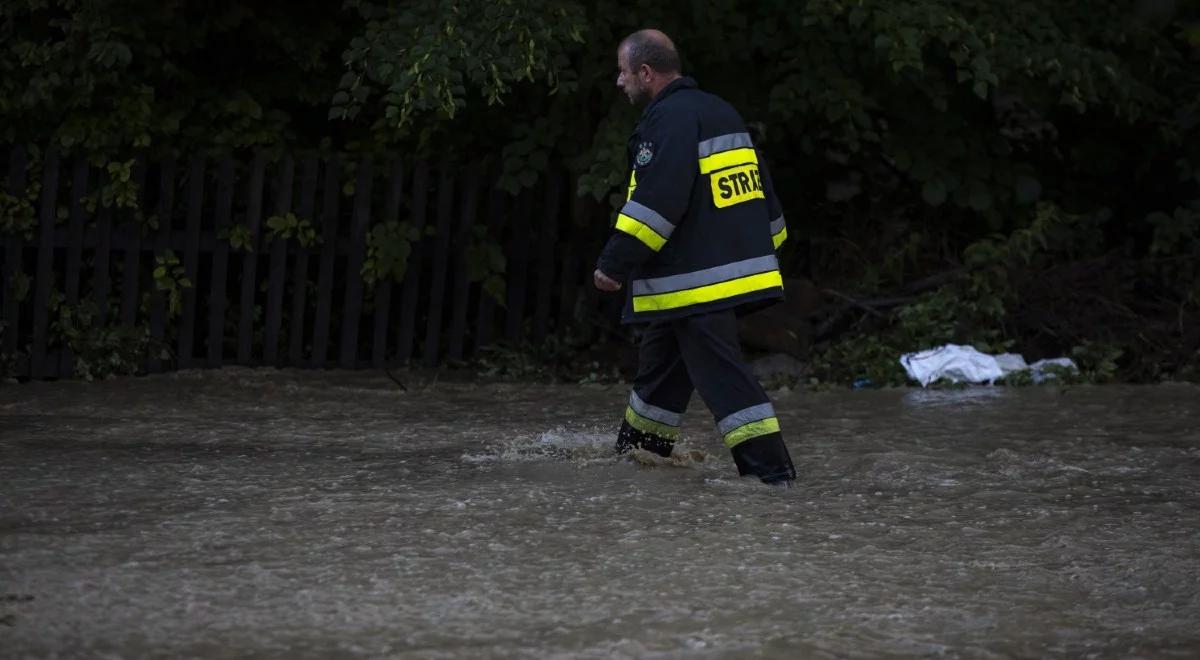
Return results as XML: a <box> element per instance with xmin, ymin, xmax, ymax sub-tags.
<box><xmin>597</xmin><ymin>77</ymin><xmax>789</xmax><ymax>323</ymax></box>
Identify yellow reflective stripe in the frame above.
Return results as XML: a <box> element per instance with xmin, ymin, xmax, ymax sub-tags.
<box><xmin>772</xmin><ymin>226</ymin><xmax>788</xmax><ymax>249</ymax></box>
<box><xmin>698</xmin><ymin>147</ymin><xmax>759</xmax><ymax>175</ymax></box>
<box><xmin>615</xmin><ymin>213</ymin><xmax>667</xmax><ymax>251</ymax></box>
<box><xmin>632</xmin><ymin>270</ymin><xmax>782</xmax><ymax>313</ymax></box>
<box><xmin>625</xmin><ymin>406</ymin><xmax>681</xmax><ymax>440</ymax></box>
<box><xmin>723</xmin><ymin>417</ymin><xmax>780</xmax><ymax>448</ymax></box>
<box><xmin>626</xmin><ymin>170</ymin><xmax>637</xmax><ymax>201</ymax></box>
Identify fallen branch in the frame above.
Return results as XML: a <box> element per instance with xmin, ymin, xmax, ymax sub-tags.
<box><xmin>812</xmin><ymin>267</ymin><xmax>967</xmax><ymax>341</ymax></box>
<box><xmin>821</xmin><ymin>289</ymin><xmax>888</xmax><ymax>319</ymax></box>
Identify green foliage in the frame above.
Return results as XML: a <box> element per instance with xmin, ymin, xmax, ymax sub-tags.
<box><xmin>265</xmin><ymin>212</ymin><xmax>318</xmax><ymax>247</ymax></box>
<box><xmin>1147</xmin><ymin>203</ymin><xmax>1200</xmax><ymax>257</ymax></box>
<box><xmin>2</xmin><ymin>1</ymin><xmax>1197</xmax><ymax>381</ymax></box>
<box><xmin>101</xmin><ymin>159</ymin><xmax>137</xmax><ymax>209</ymax></box>
<box><xmin>472</xmin><ymin>331</ymin><xmax>622</xmax><ymax>383</ymax></box>
<box><xmin>897</xmin><ymin>203</ymin><xmax>1093</xmax><ymax>355</ymax></box>
<box><xmin>7</xmin><ymin>270</ymin><xmax>31</xmax><ymax>303</ymax></box>
<box><xmin>0</xmin><ymin>154</ymin><xmax>39</xmax><ymax>239</ymax></box>
<box><xmin>765</xmin><ymin>0</ymin><xmax>1181</xmax><ymax>216</ymax></box>
<box><xmin>333</xmin><ymin>0</ymin><xmax>586</xmax><ymax>134</ymax></box>
<box><xmin>810</xmin><ymin>334</ymin><xmax>908</xmax><ymax>387</ymax></box>
<box><xmin>77</xmin><ymin>158</ymin><xmax>144</xmax><ymax>231</ymax></box>
<box><xmin>464</xmin><ymin>225</ymin><xmax>507</xmax><ymax>305</ymax></box>
<box><xmin>0</xmin><ymin>1</ymin><xmax>352</xmax><ymax>152</ymax></box>
<box><xmin>887</xmin><ymin>203</ymin><xmax>1100</xmax><ymax>355</ymax></box>
<box><xmin>362</xmin><ymin>220</ymin><xmax>421</xmax><ymax>284</ymax></box>
<box><xmin>48</xmin><ymin>298</ymin><xmax>154</xmax><ymax>381</ymax></box>
<box><xmin>575</xmin><ymin>108</ymin><xmax>637</xmax><ymax>206</ymax></box>
<box><xmin>497</xmin><ymin>118</ymin><xmax>564</xmax><ymax>194</ymax></box>
<box><xmin>1071</xmin><ymin>340</ymin><xmax>1123</xmax><ymax>384</ymax></box>
<box><xmin>0</xmin><ymin>189</ymin><xmax>37</xmax><ymax>239</ymax></box>
<box><xmin>0</xmin><ymin>320</ymin><xmax>22</xmax><ymax>381</ymax></box>
<box><xmin>1177</xmin><ymin>349</ymin><xmax>1200</xmax><ymax>384</ymax></box>
<box><xmin>226</xmin><ymin>224</ymin><xmax>254</xmax><ymax>253</ymax></box>
<box><xmin>993</xmin><ymin>369</ymin><xmax>1035</xmax><ymax>387</ymax></box>
<box><xmin>152</xmin><ymin>250</ymin><xmax>191</xmax><ymax>318</ymax></box>
<box><xmin>810</xmin><ymin>202</ymin><xmax>1142</xmax><ymax>386</ymax></box>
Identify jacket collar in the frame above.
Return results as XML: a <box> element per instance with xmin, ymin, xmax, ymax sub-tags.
<box><xmin>642</xmin><ymin>76</ymin><xmax>697</xmax><ymax>117</ymax></box>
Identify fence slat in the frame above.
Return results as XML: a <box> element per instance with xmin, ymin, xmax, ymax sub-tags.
<box><xmin>446</xmin><ymin>165</ymin><xmax>481</xmax><ymax>362</ymax></box>
<box><xmin>504</xmin><ymin>191</ymin><xmax>532</xmax><ymax>342</ymax></box>
<box><xmin>59</xmin><ymin>158</ymin><xmax>90</xmax><ymax>375</ymax></box>
<box><xmin>559</xmin><ymin>241</ymin><xmax>580</xmax><ymax>331</ymax></box>
<box><xmin>1</xmin><ymin>147</ymin><xmax>27</xmax><ymax>363</ymax></box>
<box><xmin>289</xmin><ymin>156</ymin><xmax>319</xmax><ymax>367</ymax></box>
<box><xmin>422</xmin><ymin>160</ymin><xmax>456</xmax><ymax>366</ymax></box>
<box><xmin>30</xmin><ymin>149</ymin><xmax>60</xmax><ymax>379</ymax></box>
<box><xmin>396</xmin><ymin>161</ymin><xmax>430</xmax><ymax>364</ymax></box>
<box><xmin>6</xmin><ymin>147</ymin><xmax>602</xmax><ymax>378</ymax></box>
<box><xmin>92</xmin><ymin>172</ymin><xmax>115</xmax><ymax>330</ymax></box>
<box><xmin>176</xmin><ymin>157</ymin><xmax>205</xmax><ymax>368</ymax></box>
<box><xmin>533</xmin><ymin>172</ymin><xmax>562</xmax><ymax>342</ymax></box>
<box><xmin>146</xmin><ymin>158</ymin><xmax>176</xmax><ymax>373</ymax></box>
<box><xmin>118</xmin><ymin>159</ymin><xmax>147</xmax><ymax>328</ymax></box>
<box><xmin>578</xmin><ymin>224</ymin><xmax>609</xmax><ymax>331</ymax></box>
<box><xmin>63</xmin><ymin>159</ymin><xmax>89</xmax><ymax>309</ymax></box>
<box><xmin>207</xmin><ymin>158</ymin><xmax>236</xmax><ymax>367</ymax></box>
<box><xmin>237</xmin><ymin>152</ymin><xmax>266</xmax><ymax>364</ymax></box>
<box><xmin>339</xmin><ymin>157</ymin><xmax>373</xmax><ymax>368</ymax></box>
<box><xmin>372</xmin><ymin>158</ymin><xmax>404</xmax><ymax>368</ymax></box>
<box><xmin>558</xmin><ymin>175</ymin><xmax>586</xmax><ymax>332</ymax></box>
<box><xmin>590</xmin><ymin>224</ymin><xmax>619</xmax><ymax>340</ymax></box>
<box><xmin>311</xmin><ymin>155</ymin><xmax>340</xmax><ymax>367</ymax></box>
<box><xmin>474</xmin><ymin>186</ymin><xmax>507</xmax><ymax>353</ymax></box>
<box><xmin>263</xmin><ymin>154</ymin><xmax>294</xmax><ymax>366</ymax></box>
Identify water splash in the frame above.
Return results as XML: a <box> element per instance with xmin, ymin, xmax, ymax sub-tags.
<box><xmin>461</xmin><ymin>426</ymin><xmax>616</xmax><ymax>464</ymax></box>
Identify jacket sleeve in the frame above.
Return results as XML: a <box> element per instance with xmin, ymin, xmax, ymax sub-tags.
<box><xmin>596</xmin><ymin>107</ymin><xmax>697</xmax><ymax>281</ymax></box>
<box><xmin>757</xmin><ymin>150</ymin><xmax>788</xmax><ymax>250</ymax></box>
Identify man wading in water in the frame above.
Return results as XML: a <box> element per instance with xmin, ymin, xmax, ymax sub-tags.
<box><xmin>593</xmin><ymin>29</ymin><xmax>797</xmax><ymax>486</ymax></box>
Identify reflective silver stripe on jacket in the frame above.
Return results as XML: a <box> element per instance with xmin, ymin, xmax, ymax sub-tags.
<box><xmin>697</xmin><ymin>132</ymin><xmax>754</xmax><ymax>158</ymax></box>
<box><xmin>620</xmin><ymin>200</ymin><xmax>676</xmax><ymax>239</ymax></box>
<box><xmin>630</xmin><ymin>390</ymin><xmax>683</xmax><ymax>427</ymax></box>
<box><xmin>717</xmin><ymin>402</ymin><xmax>776</xmax><ymax>436</ymax></box>
<box><xmin>770</xmin><ymin>215</ymin><xmax>786</xmax><ymax>236</ymax></box>
<box><xmin>631</xmin><ymin>255</ymin><xmax>779</xmax><ymax>297</ymax></box>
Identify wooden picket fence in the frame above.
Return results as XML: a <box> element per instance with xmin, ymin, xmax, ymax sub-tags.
<box><xmin>0</xmin><ymin>145</ymin><xmax>614</xmax><ymax>379</ymax></box>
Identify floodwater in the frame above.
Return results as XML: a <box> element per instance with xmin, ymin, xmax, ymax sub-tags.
<box><xmin>1</xmin><ymin>369</ymin><xmax>1198</xmax><ymax>658</ymax></box>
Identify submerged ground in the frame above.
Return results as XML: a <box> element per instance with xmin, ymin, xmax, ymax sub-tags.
<box><xmin>2</xmin><ymin>370</ymin><xmax>1198</xmax><ymax>658</ymax></box>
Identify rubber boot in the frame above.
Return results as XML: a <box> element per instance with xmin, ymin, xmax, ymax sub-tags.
<box><xmin>730</xmin><ymin>432</ymin><xmax>796</xmax><ymax>485</ymax></box>
<box><xmin>614</xmin><ymin>420</ymin><xmax>675</xmax><ymax>458</ymax></box>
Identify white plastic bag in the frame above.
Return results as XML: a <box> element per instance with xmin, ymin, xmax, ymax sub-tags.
<box><xmin>898</xmin><ymin>344</ymin><xmax>1075</xmax><ymax>387</ymax></box>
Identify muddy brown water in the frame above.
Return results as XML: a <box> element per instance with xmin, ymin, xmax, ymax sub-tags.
<box><xmin>1</xmin><ymin>369</ymin><xmax>1198</xmax><ymax>658</ymax></box>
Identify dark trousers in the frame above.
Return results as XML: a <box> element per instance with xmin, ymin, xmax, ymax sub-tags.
<box><xmin>616</xmin><ymin>308</ymin><xmax>796</xmax><ymax>483</ymax></box>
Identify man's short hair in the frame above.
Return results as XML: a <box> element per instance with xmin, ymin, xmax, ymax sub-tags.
<box><xmin>622</xmin><ymin>32</ymin><xmax>681</xmax><ymax>74</ymax></box>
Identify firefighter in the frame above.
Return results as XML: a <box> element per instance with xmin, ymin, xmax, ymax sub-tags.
<box><xmin>594</xmin><ymin>29</ymin><xmax>796</xmax><ymax>486</ymax></box>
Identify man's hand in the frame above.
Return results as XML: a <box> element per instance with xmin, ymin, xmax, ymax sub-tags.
<box><xmin>593</xmin><ymin>268</ymin><xmax>622</xmax><ymax>291</ymax></box>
